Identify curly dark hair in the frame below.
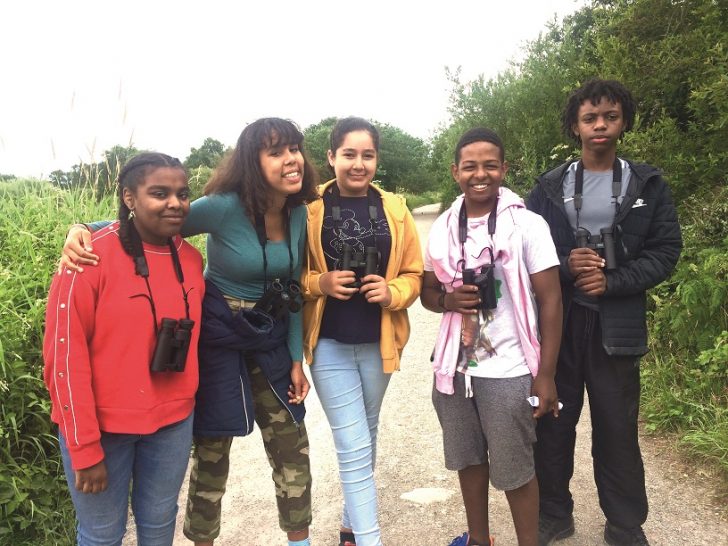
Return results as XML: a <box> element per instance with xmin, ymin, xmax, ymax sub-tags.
<box><xmin>204</xmin><ymin>118</ymin><xmax>319</xmax><ymax>219</ymax></box>
<box><xmin>562</xmin><ymin>78</ymin><xmax>636</xmax><ymax>143</ymax></box>
<box><xmin>117</xmin><ymin>152</ymin><xmax>186</xmax><ymax>261</ymax></box>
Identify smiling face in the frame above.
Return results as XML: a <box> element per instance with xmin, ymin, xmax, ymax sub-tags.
<box><xmin>123</xmin><ymin>166</ymin><xmax>190</xmax><ymax>245</ymax></box>
<box><xmin>328</xmin><ymin>130</ymin><xmax>377</xmax><ymax>197</ymax></box>
<box><xmin>259</xmin><ymin>140</ymin><xmax>305</xmax><ymax>203</ymax></box>
<box><xmin>573</xmin><ymin>97</ymin><xmax>626</xmax><ymax>156</ymax></box>
<box><xmin>452</xmin><ymin>140</ymin><xmax>508</xmax><ymax>217</ymax></box>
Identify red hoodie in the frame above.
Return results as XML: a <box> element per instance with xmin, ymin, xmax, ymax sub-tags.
<box><xmin>43</xmin><ymin>223</ymin><xmax>205</xmax><ymax>470</ymax></box>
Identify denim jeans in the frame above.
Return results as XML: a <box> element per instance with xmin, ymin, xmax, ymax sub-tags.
<box><xmin>59</xmin><ymin>414</ymin><xmax>193</xmax><ymax>546</ymax></box>
<box><xmin>311</xmin><ymin>338</ymin><xmax>392</xmax><ymax>546</ymax></box>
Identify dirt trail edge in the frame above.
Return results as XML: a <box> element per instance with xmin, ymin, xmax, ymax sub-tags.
<box><xmin>125</xmin><ymin>209</ymin><xmax>727</xmax><ymax>546</ymax></box>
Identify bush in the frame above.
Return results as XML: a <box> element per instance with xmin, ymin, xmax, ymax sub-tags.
<box><xmin>0</xmin><ymin>179</ymin><xmax>116</xmax><ymax>544</ymax></box>
<box><xmin>401</xmin><ymin>191</ymin><xmax>440</xmax><ymax>211</ymax></box>
<box><xmin>642</xmin><ymin>183</ymin><xmax>728</xmax><ymax>477</ymax></box>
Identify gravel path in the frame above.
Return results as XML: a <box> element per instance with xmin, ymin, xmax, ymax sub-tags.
<box><xmin>125</xmin><ymin>210</ymin><xmax>727</xmax><ymax>546</ymax></box>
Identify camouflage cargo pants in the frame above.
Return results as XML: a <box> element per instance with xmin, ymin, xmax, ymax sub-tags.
<box><xmin>183</xmin><ymin>360</ymin><xmax>312</xmax><ymax>541</ymax></box>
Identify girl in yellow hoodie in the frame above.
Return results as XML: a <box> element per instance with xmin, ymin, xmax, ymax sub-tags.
<box><xmin>301</xmin><ymin>117</ymin><xmax>423</xmax><ymax>546</ymax></box>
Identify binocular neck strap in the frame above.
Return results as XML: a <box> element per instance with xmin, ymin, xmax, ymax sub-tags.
<box><xmin>574</xmin><ymin>157</ymin><xmax>622</xmax><ymax>229</ymax></box>
<box><xmin>458</xmin><ymin>199</ymin><xmax>497</xmax><ymax>268</ymax></box>
<box><xmin>132</xmin><ymin>238</ymin><xmax>191</xmax><ymax>335</ymax></box>
<box><xmin>330</xmin><ymin>182</ymin><xmax>380</xmax><ymax>251</ymax></box>
<box><xmin>254</xmin><ymin>210</ymin><xmax>294</xmax><ymax>290</ymax></box>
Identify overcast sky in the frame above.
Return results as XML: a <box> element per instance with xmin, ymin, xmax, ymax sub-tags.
<box><xmin>0</xmin><ymin>0</ymin><xmax>587</xmax><ymax>178</ymax></box>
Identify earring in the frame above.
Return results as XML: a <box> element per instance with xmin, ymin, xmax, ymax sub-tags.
<box><xmin>128</xmin><ymin>209</ymin><xmax>136</xmax><ymax>220</ymax></box>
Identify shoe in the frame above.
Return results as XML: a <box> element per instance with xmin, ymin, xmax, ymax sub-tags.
<box><xmin>339</xmin><ymin>530</ymin><xmax>355</xmax><ymax>546</ymax></box>
<box><xmin>448</xmin><ymin>533</ymin><xmax>470</xmax><ymax>546</ymax></box>
<box><xmin>604</xmin><ymin>522</ymin><xmax>650</xmax><ymax>545</ymax></box>
<box><xmin>538</xmin><ymin>514</ymin><xmax>575</xmax><ymax>545</ymax></box>
<box><xmin>448</xmin><ymin>532</ymin><xmax>495</xmax><ymax>546</ymax></box>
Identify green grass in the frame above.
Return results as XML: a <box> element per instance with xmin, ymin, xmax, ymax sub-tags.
<box><xmin>0</xmin><ymin>179</ymin><xmax>116</xmax><ymax>544</ymax></box>
<box><xmin>401</xmin><ymin>190</ymin><xmax>440</xmax><ymax>211</ymax></box>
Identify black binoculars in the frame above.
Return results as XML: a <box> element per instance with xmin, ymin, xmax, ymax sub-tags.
<box><xmin>254</xmin><ymin>278</ymin><xmax>302</xmax><ymax>321</ymax></box>
<box><xmin>575</xmin><ymin>227</ymin><xmax>617</xmax><ymax>270</ymax></box>
<box><xmin>150</xmin><ymin>318</ymin><xmax>195</xmax><ymax>372</ymax></box>
<box><xmin>340</xmin><ymin>243</ymin><xmax>379</xmax><ymax>289</ymax></box>
<box><xmin>463</xmin><ymin>266</ymin><xmax>498</xmax><ymax>313</ymax></box>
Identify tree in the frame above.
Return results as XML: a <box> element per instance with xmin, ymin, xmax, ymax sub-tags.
<box><xmin>375</xmin><ymin>123</ymin><xmax>436</xmax><ymax>193</ymax></box>
<box><xmin>184</xmin><ymin>137</ymin><xmax>226</xmax><ymax>170</ymax></box>
<box><xmin>303</xmin><ymin>117</ymin><xmax>337</xmax><ymax>182</ymax></box>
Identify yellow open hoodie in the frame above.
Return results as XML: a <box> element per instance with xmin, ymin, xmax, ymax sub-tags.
<box><xmin>301</xmin><ymin>180</ymin><xmax>424</xmax><ymax>372</ymax></box>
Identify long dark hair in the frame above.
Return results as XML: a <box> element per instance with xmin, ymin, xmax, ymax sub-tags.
<box><xmin>117</xmin><ymin>152</ymin><xmax>186</xmax><ymax>261</ymax></box>
<box><xmin>203</xmin><ymin>118</ymin><xmax>319</xmax><ymax>219</ymax></box>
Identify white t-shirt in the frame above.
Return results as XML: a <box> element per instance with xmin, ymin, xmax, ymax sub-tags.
<box><xmin>425</xmin><ymin>209</ymin><xmax>558</xmax><ymax>378</ymax></box>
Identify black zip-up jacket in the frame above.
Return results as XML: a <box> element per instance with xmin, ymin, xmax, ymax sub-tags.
<box><xmin>193</xmin><ymin>280</ymin><xmax>305</xmax><ymax>436</ymax></box>
<box><xmin>526</xmin><ymin>160</ymin><xmax>682</xmax><ymax>356</ymax></box>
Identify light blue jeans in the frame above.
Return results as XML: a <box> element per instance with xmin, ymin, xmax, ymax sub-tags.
<box><xmin>311</xmin><ymin>338</ymin><xmax>392</xmax><ymax>546</ymax></box>
<box><xmin>59</xmin><ymin>414</ymin><xmax>193</xmax><ymax>546</ymax></box>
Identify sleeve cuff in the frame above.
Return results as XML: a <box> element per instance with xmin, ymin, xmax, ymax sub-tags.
<box><xmin>68</xmin><ymin>439</ymin><xmax>105</xmax><ymax>471</ymax></box>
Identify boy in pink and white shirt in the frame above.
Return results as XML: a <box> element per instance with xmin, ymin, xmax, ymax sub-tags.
<box><xmin>421</xmin><ymin>128</ymin><xmax>562</xmax><ymax>546</ymax></box>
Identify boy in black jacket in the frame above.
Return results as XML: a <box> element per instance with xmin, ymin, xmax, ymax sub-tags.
<box><xmin>527</xmin><ymin>79</ymin><xmax>681</xmax><ymax>546</ymax></box>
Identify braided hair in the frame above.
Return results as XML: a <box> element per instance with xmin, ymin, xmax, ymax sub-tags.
<box><xmin>117</xmin><ymin>152</ymin><xmax>185</xmax><ymax>268</ymax></box>
<box><xmin>562</xmin><ymin>79</ymin><xmax>637</xmax><ymax>143</ymax></box>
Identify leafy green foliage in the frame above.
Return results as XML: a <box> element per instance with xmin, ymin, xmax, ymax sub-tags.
<box><xmin>642</xmin><ymin>184</ymin><xmax>728</xmax><ymax>475</ymax></box>
<box><xmin>302</xmin><ymin>117</ymin><xmax>338</xmax><ymax>182</ymax></box>
<box><xmin>184</xmin><ymin>137</ymin><xmax>226</xmax><ymax>170</ymax></box>
<box><xmin>400</xmin><ymin>190</ymin><xmax>440</xmax><ymax>211</ymax></box>
<box><xmin>0</xmin><ymin>180</ymin><xmax>117</xmax><ymax>544</ymax></box>
<box><xmin>187</xmin><ymin>165</ymin><xmax>214</xmax><ymax>200</ymax></box>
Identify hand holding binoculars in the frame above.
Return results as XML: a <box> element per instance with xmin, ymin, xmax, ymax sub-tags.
<box><xmin>575</xmin><ymin>226</ymin><xmax>617</xmax><ymax>270</ymax></box>
<box><xmin>340</xmin><ymin>243</ymin><xmax>379</xmax><ymax>289</ymax></box>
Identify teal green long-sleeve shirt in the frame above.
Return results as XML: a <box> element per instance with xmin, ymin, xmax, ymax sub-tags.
<box><xmin>182</xmin><ymin>193</ymin><xmax>306</xmax><ymax>361</ymax></box>
<box><xmin>90</xmin><ymin>193</ymin><xmax>306</xmax><ymax>361</ymax></box>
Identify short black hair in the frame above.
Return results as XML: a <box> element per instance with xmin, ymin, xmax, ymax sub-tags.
<box><xmin>454</xmin><ymin>127</ymin><xmax>505</xmax><ymax>164</ymax></box>
<box><xmin>562</xmin><ymin>78</ymin><xmax>636</xmax><ymax>142</ymax></box>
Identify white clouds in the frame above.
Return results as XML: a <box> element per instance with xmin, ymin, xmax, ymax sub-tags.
<box><xmin>0</xmin><ymin>0</ymin><xmax>586</xmax><ymax>177</ymax></box>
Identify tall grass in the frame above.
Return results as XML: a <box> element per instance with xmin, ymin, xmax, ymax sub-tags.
<box><xmin>0</xmin><ymin>179</ymin><xmax>116</xmax><ymax>544</ymax></box>
<box><xmin>641</xmin><ymin>184</ymin><xmax>728</xmax><ymax>492</ymax></box>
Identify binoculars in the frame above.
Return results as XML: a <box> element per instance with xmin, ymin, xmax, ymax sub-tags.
<box><xmin>575</xmin><ymin>227</ymin><xmax>617</xmax><ymax>270</ymax></box>
<box><xmin>150</xmin><ymin>318</ymin><xmax>195</xmax><ymax>372</ymax></box>
<box><xmin>463</xmin><ymin>266</ymin><xmax>498</xmax><ymax>313</ymax></box>
<box><xmin>341</xmin><ymin>243</ymin><xmax>379</xmax><ymax>289</ymax></box>
<box><xmin>254</xmin><ymin>278</ymin><xmax>302</xmax><ymax>321</ymax></box>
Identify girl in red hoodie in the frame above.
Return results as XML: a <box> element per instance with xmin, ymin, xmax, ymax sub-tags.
<box><xmin>43</xmin><ymin>152</ymin><xmax>205</xmax><ymax>545</ymax></box>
